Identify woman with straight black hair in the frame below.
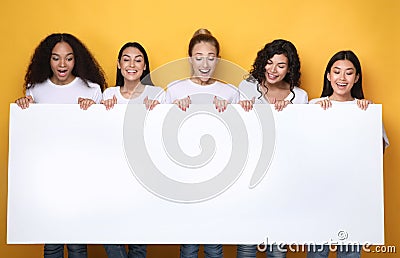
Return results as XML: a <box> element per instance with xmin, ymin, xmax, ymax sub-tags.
<box><xmin>307</xmin><ymin>50</ymin><xmax>389</xmax><ymax>258</ymax></box>
<box><xmin>101</xmin><ymin>42</ymin><xmax>163</xmax><ymax>110</ymax></box>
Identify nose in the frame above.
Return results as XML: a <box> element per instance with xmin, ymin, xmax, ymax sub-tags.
<box><xmin>60</xmin><ymin>59</ymin><xmax>66</xmax><ymax>67</ymax></box>
<box><xmin>268</xmin><ymin>64</ymin><xmax>277</xmax><ymax>73</ymax></box>
<box><xmin>202</xmin><ymin>58</ymin><xmax>209</xmax><ymax>68</ymax></box>
<box><xmin>130</xmin><ymin>60</ymin><xmax>135</xmax><ymax>67</ymax></box>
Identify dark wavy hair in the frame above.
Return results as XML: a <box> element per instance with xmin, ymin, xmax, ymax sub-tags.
<box><xmin>248</xmin><ymin>39</ymin><xmax>301</xmax><ymax>102</ymax></box>
<box><xmin>24</xmin><ymin>33</ymin><xmax>106</xmax><ymax>91</ymax></box>
<box><xmin>188</xmin><ymin>29</ymin><xmax>220</xmax><ymax>57</ymax></box>
<box><xmin>321</xmin><ymin>50</ymin><xmax>364</xmax><ymax>99</ymax></box>
<box><xmin>116</xmin><ymin>42</ymin><xmax>153</xmax><ymax>86</ymax></box>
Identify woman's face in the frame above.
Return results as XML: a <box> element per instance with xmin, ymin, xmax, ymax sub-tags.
<box><xmin>264</xmin><ymin>54</ymin><xmax>289</xmax><ymax>85</ymax></box>
<box><xmin>190</xmin><ymin>42</ymin><xmax>218</xmax><ymax>83</ymax></box>
<box><xmin>327</xmin><ymin>59</ymin><xmax>359</xmax><ymax>99</ymax></box>
<box><xmin>118</xmin><ymin>47</ymin><xmax>146</xmax><ymax>83</ymax></box>
<box><xmin>50</xmin><ymin>42</ymin><xmax>75</xmax><ymax>85</ymax></box>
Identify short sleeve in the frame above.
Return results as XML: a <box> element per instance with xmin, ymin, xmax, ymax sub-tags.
<box><xmin>382</xmin><ymin>125</ymin><xmax>389</xmax><ymax>149</ymax></box>
<box><xmin>238</xmin><ymin>80</ymin><xmax>256</xmax><ymax>101</ymax></box>
<box><xmin>164</xmin><ymin>83</ymin><xmax>174</xmax><ymax>104</ymax></box>
<box><xmin>231</xmin><ymin>88</ymin><xmax>240</xmax><ymax>104</ymax></box>
<box><xmin>26</xmin><ymin>88</ymin><xmax>33</xmax><ymax>100</ymax></box>
<box><xmin>302</xmin><ymin>92</ymin><xmax>309</xmax><ymax>104</ymax></box>
<box><xmin>103</xmin><ymin>87</ymin><xmax>115</xmax><ymax>101</ymax></box>
<box><xmin>92</xmin><ymin>86</ymin><xmax>103</xmax><ymax>104</ymax></box>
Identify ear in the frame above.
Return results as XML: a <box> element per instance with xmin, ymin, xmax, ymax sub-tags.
<box><xmin>188</xmin><ymin>56</ymin><xmax>193</xmax><ymax>65</ymax></box>
<box><xmin>326</xmin><ymin>72</ymin><xmax>331</xmax><ymax>82</ymax></box>
<box><xmin>355</xmin><ymin>74</ymin><xmax>360</xmax><ymax>83</ymax></box>
<box><xmin>117</xmin><ymin>60</ymin><xmax>121</xmax><ymax>69</ymax></box>
<box><xmin>144</xmin><ymin>64</ymin><xmax>147</xmax><ymax>71</ymax></box>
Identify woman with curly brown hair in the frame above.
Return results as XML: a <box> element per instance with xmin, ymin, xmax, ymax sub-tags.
<box><xmin>239</xmin><ymin>39</ymin><xmax>308</xmax><ymax>111</ymax></box>
<box><xmin>237</xmin><ymin>39</ymin><xmax>308</xmax><ymax>258</ymax></box>
<box><xmin>15</xmin><ymin>33</ymin><xmax>106</xmax><ymax>110</ymax></box>
<box><xmin>14</xmin><ymin>33</ymin><xmax>107</xmax><ymax>258</ymax></box>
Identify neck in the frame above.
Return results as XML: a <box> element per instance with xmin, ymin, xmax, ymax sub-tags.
<box><xmin>190</xmin><ymin>77</ymin><xmax>215</xmax><ymax>86</ymax></box>
<box><xmin>122</xmin><ymin>80</ymin><xmax>142</xmax><ymax>92</ymax></box>
<box><xmin>261</xmin><ymin>81</ymin><xmax>290</xmax><ymax>94</ymax></box>
<box><xmin>329</xmin><ymin>94</ymin><xmax>354</xmax><ymax>102</ymax></box>
<box><xmin>263</xmin><ymin>80</ymin><xmax>289</xmax><ymax>90</ymax></box>
<box><xmin>50</xmin><ymin>75</ymin><xmax>76</xmax><ymax>86</ymax></box>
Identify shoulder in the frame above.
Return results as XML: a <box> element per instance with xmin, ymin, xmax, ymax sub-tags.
<box><xmin>238</xmin><ymin>79</ymin><xmax>258</xmax><ymax>98</ymax></box>
<box><xmin>291</xmin><ymin>87</ymin><xmax>308</xmax><ymax>103</ymax></box>
<box><xmin>144</xmin><ymin>85</ymin><xmax>165</xmax><ymax>99</ymax></box>
<box><xmin>29</xmin><ymin>79</ymin><xmax>52</xmax><ymax>88</ymax></box>
<box><xmin>73</xmin><ymin>77</ymin><xmax>101</xmax><ymax>89</ymax></box>
<box><xmin>309</xmin><ymin>97</ymin><xmax>327</xmax><ymax>104</ymax></box>
<box><xmin>215</xmin><ymin>81</ymin><xmax>236</xmax><ymax>89</ymax></box>
<box><xmin>293</xmin><ymin>87</ymin><xmax>307</xmax><ymax>95</ymax></box>
<box><xmin>103</xmin><ymin>86</ymin><xmax>119</xmax><ymax>94</ymax></box>
<box><xmin>144</xmin><ymin>85</ymin><xmax>164</xmax><ymax>93</ymax></box>
<box><xmin>166</xmin><ymin>79</ymin><xmax>189</xmax><ymax>88</ymax></box>
<box><xmin>238</xmin><ymin>79</ymin><xmax>257</xmax><ymax>89</ymax></box>
<box><xmin>86</xmin><ymin>80</ymin><xmax>102</xmax><ymax>90</ymax></box>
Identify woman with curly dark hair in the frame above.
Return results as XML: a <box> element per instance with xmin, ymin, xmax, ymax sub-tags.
<box><xmin>14</xmin><ymin>33</ymin><xmax>107</xmax><ymax>258</ymax></box>
<box><xmin>238</xmin><ymin>39</ymin><xmax>308</xmax><ymax>112</ymax></box>
<box><xmin>236</xmin><ymin>39</ymin><xmax>308</xmax><ymax>258</ymax></box>
<box><xmin>15</xmin><ymin>33</ymin><xmax>106</xmax><ymax>110</ymax></box>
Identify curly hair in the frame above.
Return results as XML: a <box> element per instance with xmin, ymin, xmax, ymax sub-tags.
<box><xmin>24</xmin><ymin>33</ymin><xmax>107</xmax><ymax>91</ymax></box>
<box><xmin>248</xmin><ymin>39</ymin><xmax>301</xmax><ymax>102</ymax></box>
<box><xmin>321</xmin><ymin>50</ymin><xmax>364</xmax><ymax>99</ymax></box>
<box><xmin>115</xmin><ymin>42</ymin><xmax>153</xmax><ymax>86</ymax></box>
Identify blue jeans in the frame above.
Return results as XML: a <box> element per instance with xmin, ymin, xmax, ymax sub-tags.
<box><xmin>104</xmin><ymin>244</ymin><xmax>147</xmax><ymax>258</ymax></box>
<box><xmin>180</xmin><ymin>244</ymin><xmax>223</xmax><ymax>258</ymax></box>
<box><xmin>44</xmin><ymin>244</ymin><xmax>87</xmax><ymax>258</ymax></box>
<box><xmin>307</xmin><ymin>245</ymin><xmax>361</xmax><ymax>258</ymax></box>
<box><xmin>237</xmin><ymin>244</ymin><xmax>286</xmax><ymax>258</ymax></box>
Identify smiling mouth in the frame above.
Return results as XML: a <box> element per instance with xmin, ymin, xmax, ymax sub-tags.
<box><xmin>199</xmin><ymin>69</ymin><xmax>211</xmax><ymax>75</ymax></box>
<box><xmin>267</xmin><ymin>73</ymin><xmax>278</xmax><ymax>79</ymax></box>
<box><xmin>336</xmin><ymin>82</ymin><xmax>348</xmax><ymax>87</ymax></box>
<box><xmin>127</xmin><ymin>69</ymin><xmax>137</xmax><ymax>74</ymax></box>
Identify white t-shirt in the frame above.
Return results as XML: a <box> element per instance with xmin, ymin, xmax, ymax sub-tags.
<box><xmin>238</xmin><ymin>79</ymin><xmax>308</xmax><ymax>104</ymax></box>
<box><xmin>103</xmin><ymin>85</ymin><xmax>164</xmax><ymax>104</ymax></box>
<box><xmin>26</xmin><ymin>77</ymin><xmax>102</xmax><ymax>104</ymax></box>
<box><xmin>164</xmin><ymin>79</ymin><xmax>239</xmax><ymax>104</ymax></box>
<box><xmin>310</xmin><ymin>97</ymin><xmax>389</xmax><ymax>148</ymax></box>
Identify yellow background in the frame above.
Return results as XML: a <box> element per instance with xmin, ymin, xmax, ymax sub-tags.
<box><xmin>1</xmin><ymin>0</ymin><xmax>399</xmax><ymax>257</ymax></box>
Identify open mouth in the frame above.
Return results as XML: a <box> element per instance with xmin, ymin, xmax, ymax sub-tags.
<box><xmin>336</xmin><ymin>82</ymin><xmax>348</xmax><ymax>88</ymax></box>
<box><xmin>199</xmin><ymin>69</ymin><xmax>211</xmax><ymax>75</ymax></box>
<box><xmin>127</xmin><ymin>69</ymin><xmax>137</xmax><ymax>74</ymax></box>
<box><xmin>57</xmin><ymin>69</ymin><xmax>68</xmax><ymax>77</ymax></box>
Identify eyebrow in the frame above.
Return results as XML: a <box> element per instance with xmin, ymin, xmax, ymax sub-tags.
<box><xmin>51</xmin><ymin>53</ymin><xmax>74</xmax><ymax>56</ymax></box>
<box><xmin>333</xmin><ymin>66</ymin><xmax>354</xmax><ymax>70</ymax></box>
<box><xmin>268</xmin><ymin>60</ymin><xmax>287</xmax><ymax>65</ymax></box>
<box><xmin>194</xmin><ymin>53</ymin><xmax>216</xmax><ymax>56</ymax></box>
<box><xmin>122</xmin><ymin>54</ymin><xmax>143</xmax><ymax>58</ymax></box>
